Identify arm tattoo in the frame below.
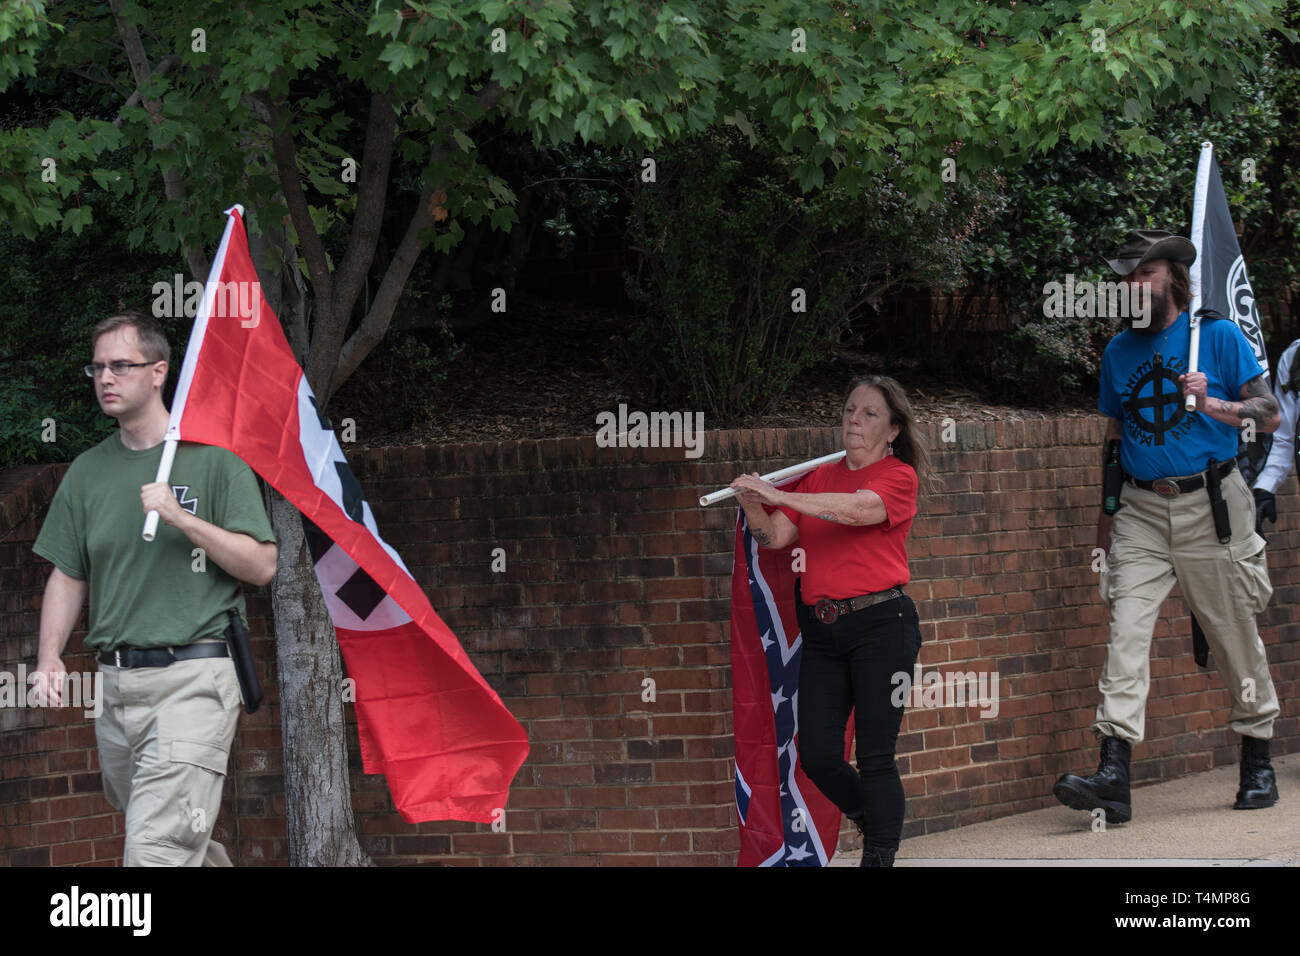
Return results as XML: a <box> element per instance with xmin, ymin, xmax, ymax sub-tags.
<box><xmin>752</xmin><ymin>528</ymin><xmax>772</xmax><ymax>546</ymax></box>
<box><xmin>1212</xmin><ymin>379</ymin><xmax>1279</xmax><ymax>423</ymax></box>
<box><xmin>1235</xmin><ymin>375</ymin><xmax>1279</xmax><ymax>423</ymax></box>
<box><xmin>1243</xmin><ymin>376</ymin><xmax>1271</xmax><ymax>398</ymax></box>
<box><xmin>817</xmin><ymin>512</ymin><xmax>839</xmax><ymax>522</ymax></box>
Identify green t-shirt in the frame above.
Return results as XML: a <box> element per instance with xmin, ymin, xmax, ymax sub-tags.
<box><xmin>33</xmin><ymin>434</ymin><xmax>277</xmax><ymax>652</ymax></box>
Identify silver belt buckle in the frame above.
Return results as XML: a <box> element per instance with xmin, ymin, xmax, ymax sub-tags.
<box><xmin>114</xmin><ymin>649</ymin><xmax>122</xmax><ymax>668</ymax></box>
<box><xmin>1152</xmin><ymin>478</ymin><xmax>1180</xmax><ymax>498</ymax></box>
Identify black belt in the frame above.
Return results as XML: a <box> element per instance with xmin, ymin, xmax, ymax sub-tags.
<box><xmin>1127</xmin><ymin>458</ymin><xmax>1235</xmax><ymax>499</ymax></box>
<box><xmin>99</xmin><ymin>643</ymin><xmax>229</xmax><ymax>669</ymax></box>
<box><xmin>810</xmin><ymin>587</ymin><xmax>904</xmax><ymax>624</ymax></box>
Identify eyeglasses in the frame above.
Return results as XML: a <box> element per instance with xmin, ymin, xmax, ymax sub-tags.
<box><xmin>84</xmin><ymin>361</ymin><xmax>158</xmax><ymax>378</ymax></box>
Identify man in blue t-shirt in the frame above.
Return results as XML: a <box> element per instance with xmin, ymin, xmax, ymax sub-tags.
<box><xmin>1053</xmin><ymin>229</ymin><xmax>1282</xmax><ymax>825</ymax></box>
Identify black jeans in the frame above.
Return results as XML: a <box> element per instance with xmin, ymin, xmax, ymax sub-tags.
<box><xmin>796</xmin><ymin>588</ymin><xmax>922</xmax><ymax>854</ymax></box>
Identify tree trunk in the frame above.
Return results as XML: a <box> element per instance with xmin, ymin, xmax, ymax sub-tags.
<box><xmin>267</xmin><ymin>490</ymin><xmax>372</xmax><ymax>867</ymax></box>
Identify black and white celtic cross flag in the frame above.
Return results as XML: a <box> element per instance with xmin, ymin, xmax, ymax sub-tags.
<box><xmin>1189</xmin><ymin>142</ymin><xmax>1271</xmax><ymax>484</ymax></box>
<box><xmin>1190</xmin><ymin>142</ymin><xmax>1268</xmax><ymax>373</ymax></box>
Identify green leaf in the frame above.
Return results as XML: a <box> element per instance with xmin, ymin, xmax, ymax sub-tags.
<box><xmin>89</xmin><ymin>168</ymin><xmax>123</xmax><ymax>190</ymax></box>
<box><xmin>724</xmin><ymin>110</ymin><xmax>756</xmax><ymax>146</ymax></box>
<box><xmin>60</xmin><ymin>206</ymin><xmax>92</xmax><ymax>235</ymax></box>
<box><xmin>486</xmin><ymin>177</ymin><xmax>515</xmax><ymax>204</ymax></box>
<box><xmin>379</xmin><ymin>41</ymin><xmax>407</xmax><ymax>73</ymax></box>
<box><xmin>452</xmin><ymin>129</ymin><xmax>475</xmax><ymax>152</ymax></box>
<box><xmin>490</xmin><ymin>204</ymin><xmax>517</xmax><ymax>231</ymax></box>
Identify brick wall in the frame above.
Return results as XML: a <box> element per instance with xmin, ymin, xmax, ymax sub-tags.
<box><xmin>2</xmin><ymin>420</ymin><xmax>1297</xmax><ymax>865</ymax></box>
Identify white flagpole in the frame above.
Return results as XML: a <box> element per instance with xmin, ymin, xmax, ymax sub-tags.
<box><xmin>1185</xmin><ymin>141</ymin><xmax>1213</xmax><ymax>411</ymax></box>
<box><xmin>142</xmin><ymin>203</ymin><xmax>245</xmax><ymax>541</ymax></box>
<box><xmin>699</xmin><ymin>450</ymin><xmax>847</xmax><ymax>507</ymax></box>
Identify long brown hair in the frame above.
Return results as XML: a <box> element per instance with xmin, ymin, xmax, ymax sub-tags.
<box><xmin>1168</xmin><ymin>260</ymin><xmax>1192</xmax><ymax>313</ymax></box>
<box><xmin>844</xmin><ymin>375</ymin><xmax>932</xmax><ymax>497</ymax></box>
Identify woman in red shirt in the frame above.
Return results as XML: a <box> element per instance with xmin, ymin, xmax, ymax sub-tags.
<box><xmin>730</xmin><ymin>375</ymin><xmax>929</xmax><ymax>866</ymax></box>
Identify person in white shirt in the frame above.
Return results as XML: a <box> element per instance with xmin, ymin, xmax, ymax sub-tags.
<box><xmin>1251</xmin><ymin>338</ymin><xmax>1300</xmax><ymax>533</ymax></box>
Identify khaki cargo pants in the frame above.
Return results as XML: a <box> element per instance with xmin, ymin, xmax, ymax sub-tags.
<box><xmin>95</xmin><ymin>638</ymin><xmax>241</xmax><ymax>866</ymax></box>
<box><xmin>1096</xmin><ymin>468</ymin><xmax>1279</xmax><ymax>743</ymax></box>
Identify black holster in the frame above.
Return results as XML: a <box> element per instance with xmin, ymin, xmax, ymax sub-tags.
<box><xmin>1191</xmin><ymin>459</ymin><xmax>1233</xmax><ymax>670</ymax></box>
<box><xmin>1102</xmin><ymin>440</ymin><xmax>1124</xmax><ymax>515</ymax></box>
<box><xmin>1205</xmin><ymin>458</ymin><xmax>1232</xmax><ymax>544</ymax></box>
<box><xmin>225</xmin><ymin>608</ymin><xmax>262</xmax><ymax>714</ymax></box>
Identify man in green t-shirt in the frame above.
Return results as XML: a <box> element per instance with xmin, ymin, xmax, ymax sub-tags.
<box><xmin>32</xmin><ymin>311</ymin><xmax>277</xmax><ymax>867</ymax></box>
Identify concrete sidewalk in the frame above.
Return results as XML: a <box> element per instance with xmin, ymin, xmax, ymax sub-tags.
<box><xmin>831</xmin><ymin>753</ymin><xmax>1300</xmax><ymax>867</ymax></box>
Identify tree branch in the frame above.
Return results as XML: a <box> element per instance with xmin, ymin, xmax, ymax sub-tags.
<box><xmin>307</xmin><ymin>86</ymin><xmax>398</xmax><ymax>400</ymax></box>
<box><xmin>332</xmin><ymin>182</ymin><xmax>435</xmax><ymax>393</ymax></box>
<box><xmin>330</xmin><ymin>87</ymin><xmax>397</xmax><ymax>330</ymax></box>
<box><xmin>241</xmin><ymin>94</ymin><xmax>312</xmax><ymax>363</ymax></box>
<box><xmin>69</xmin><ymin>67</ymin><xmax>125</xmax><ymax>95</ymax></box>
<box><xmin>261</xmin><ymin>92</ymin><xmax>334</xmax><ymax>355</ymax></box>
<box><xmin>106</xmin><ymin>1</ymin><xmax>206</xmax><ymax>278</ymax></box>
<box><xmin>109</xmin><ymin>54</ymin><xmax>180</xmax><ymax>128</ymax></box>
<box><xmin>330</xmin><ymin>81</ymin><xmax>507</xmax><ymax>396</ymax></box>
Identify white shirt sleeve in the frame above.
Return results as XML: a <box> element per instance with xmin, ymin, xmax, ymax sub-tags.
<box><xmin>1254</xmin><ymin>339</ymin><xmax>1300</xmax><ymax>494</ymax></box>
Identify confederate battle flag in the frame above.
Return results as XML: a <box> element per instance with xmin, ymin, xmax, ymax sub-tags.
<box><xmin>730</xmin><ymin>494</ymin><xmax>850</xmax><ymax>865</ymax></box>
<box><xmin>165</xmin><ymin>205</ymin><xmax>529</xmax><ymax>823</ymax></box>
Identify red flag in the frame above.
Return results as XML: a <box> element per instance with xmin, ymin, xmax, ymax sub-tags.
<box><xmin>166</xmin><ymin>205</ymin><xmax>529</xmax><ymax>823</ymax></box>
<box><xmin>730</xmin><ymin>499</ymin><xmax>850</xmax><ymax>865</ymax></box>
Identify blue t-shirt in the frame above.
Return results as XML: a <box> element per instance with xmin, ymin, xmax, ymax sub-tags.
<box><xmin>1098</xmin><ymin>311</ymin><xmax>1263</xmax><ymax>481</ymax></box>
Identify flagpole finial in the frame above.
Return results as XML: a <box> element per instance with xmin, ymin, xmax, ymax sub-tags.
<box><xmin>1201</xmin><ymin>140</ymin><xmax>1214</xmax><ymax>150</ymax></box>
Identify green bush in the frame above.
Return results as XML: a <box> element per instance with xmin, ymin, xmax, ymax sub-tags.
<box><xmin>0</xmin><ymin>185</ymin><xmax>184</xmax><ymax>468</ymax></box>
<box><xmin>955</xmin><ymin>46</ymin><xmax>1295</xmax><ymax>404</ymax></box>
<box><xmin>623</xmin><ymin>125</ymin><xmax>1001</xmax><ymax>420</ymax></box>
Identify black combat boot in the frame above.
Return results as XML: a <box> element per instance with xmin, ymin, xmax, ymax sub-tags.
<box><xmin>1233</xmin><ymin>736</ymin><xmax>1278</xmax><ymax>809</ymax></box>
<box><xmin>1053</xmin><ymin>736</ymin><xmax>1132</xmax><ymax>823</ymax></box>
<box><xmin>847</xmin><ymin>808</ymin><xmax>897</xmax><ymax>866</ymax></box>
<box><xmin>846</xmin><ymin>809</ymin><xmax>871</xmax><ymax>866</ymax></box>
<box><xmin>862</xmin><ymin>845</ymin><xmax>896</xmax><ymax>867</ymax></box>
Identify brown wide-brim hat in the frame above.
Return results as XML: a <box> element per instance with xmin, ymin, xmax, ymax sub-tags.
<box><xmin>1106</xmin><ymin>229</ymin><xmax>1197</xmax><ymax>276</ymax></box>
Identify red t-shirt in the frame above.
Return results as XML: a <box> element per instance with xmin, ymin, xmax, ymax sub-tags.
<box><xmin>775</xmin><ymin>454</ymin><xmax>918</xmax><ymax>604</ymax></box>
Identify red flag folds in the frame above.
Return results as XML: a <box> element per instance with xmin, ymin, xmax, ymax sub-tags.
<box><xmin>166</xmin><ymin>205</ymin><xmax>529</xmax><ymax>823</ymax></box>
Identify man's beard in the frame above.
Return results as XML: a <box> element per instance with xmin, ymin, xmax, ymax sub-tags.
<box><xmin>1129</xmin><ymin>287</ymin><xmax>1169</xmax><ymax>336</ymax></box>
